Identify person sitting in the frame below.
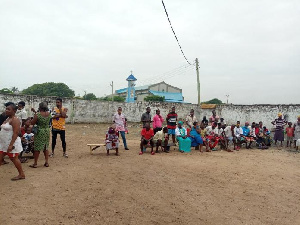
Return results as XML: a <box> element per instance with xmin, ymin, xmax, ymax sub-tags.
<box><xmin>185</xmin><ymin>109</ymin><xmax>198</xmax><ymax>136</ymax></box>
<box><xmin>206</xmin><ymin>122</ymin><xmax>219</xmax><ymax>150</ymax></box>
<box><xmin>233</xmin><ymin>122</ymin><xmax>244</xmax><ymax>150</ymax></box>
<box><xmin>21</xmin><ymin>127</ymin><xmax>34</xmax><ymax>154</ymax></box>
<box><xmin>140</xmin><ymin>123</ymin><xmax>154</xmax><ymax>155</ymax></box>
<box><xmin>189</xmin><ymin>122</ymin><xmax>203</xmax><ymax>152</ymax></box>
<box><xmin>153</xmin><ymin>127</ymin><xmax>169</xmax><ymax>153</ymax></box>
<box><xmin>175</xmin><ymin>121</ymin><xmax>191</xmax><ymax>153</ymax></box>
<box><xmin>200</xmin><ymin>123</ymin><xmax>210</xmax><ymax>151</ymax></box>
<box><xmin>201</xmin><ymin>116</ymin><xmax>208</xmax><ymax>127</ymax></box>
<box><xmin>105</xmin><ymin>126</ymin><xmax>119</xmax><ymax>156</ymax></box>
<box><xmin>20</xmin><ymin>118</ymin><xmax>32</xmax><ymax>136</ymax></box>
<box><xmin>220</xmin><ymin>124</ymin><xmax>234</xmax><ymax>152</ymax></box>
<box><xmin>242</xmin><ymin>122</ymin><xmax>255</xmax><ymax>149</ymax></box>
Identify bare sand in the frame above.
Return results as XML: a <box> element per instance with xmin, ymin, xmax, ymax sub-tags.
<box><xmin>1</xmin><ymin>123</ymin><xmax>300</xmax><ymax>225</ymax></box>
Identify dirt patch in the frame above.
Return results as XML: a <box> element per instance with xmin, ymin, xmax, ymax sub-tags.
<box><xmin>1</xmin><ymin>124</ymin><xmax>300</xmax><ymax>225</ymax></box>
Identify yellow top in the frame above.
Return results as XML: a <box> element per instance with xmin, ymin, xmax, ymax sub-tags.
<box><xmin>52</xmin><ymin>107</ymin><xmax>66</xmax><ymax>130</ymax></box>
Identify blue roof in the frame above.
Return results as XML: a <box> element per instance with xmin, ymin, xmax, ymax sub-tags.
<box><xmin>116</xmin><ymin>85</ymin><xmax>150</xmax><ymax>94</ymax></box>
<box><xmin>149</xmin><ymin>90</ymin><xmax>185</xmax><ymax>103</ymax></box>
<box><xmin>126</xmin><ymin>74</ymin><xmax>137</xmax><ymax>81</ymax></box>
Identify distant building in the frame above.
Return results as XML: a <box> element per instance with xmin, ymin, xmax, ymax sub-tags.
<box><xmin>115</xmin><ymin>81</ymin><xmax>185</xmax><ymax>103</ymax></box>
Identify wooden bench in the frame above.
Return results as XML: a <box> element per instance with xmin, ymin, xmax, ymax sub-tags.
<box><xmin>87</xmin><ymin>144</ymin><xmax>106</xmax><ymax>154</ymax></box>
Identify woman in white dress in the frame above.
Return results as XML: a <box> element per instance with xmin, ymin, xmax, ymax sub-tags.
<box><xmin>0</xmin><ymin>102</ymin><xmax>25</xmax><ymax>181</ymax></box>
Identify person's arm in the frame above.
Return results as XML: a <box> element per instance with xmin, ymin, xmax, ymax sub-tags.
<box><xmin>31</xmin><ymin>113</ymin><xmax>38</xmax><ymax>125</ymax></box>
<box><xmin>141</xmin><ymin>114</ymin><xmax>145</xmax><ymax>123</ymax></box>
<box><xmin>7</xmin><ymin>118</ymin><xmax>20</xmax><ymax>152</ymax></box>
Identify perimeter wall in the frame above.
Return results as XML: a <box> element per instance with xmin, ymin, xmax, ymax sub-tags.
<box><xmin>0</xmin><ymin>94</ymin><xmax>299</xmax><ymax>127</ymax></box>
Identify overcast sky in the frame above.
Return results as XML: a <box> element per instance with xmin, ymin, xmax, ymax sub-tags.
<box><xmin>0</xmin><ymin>0</ymin><xmax>299</xmax><ymax>104</ymax></box>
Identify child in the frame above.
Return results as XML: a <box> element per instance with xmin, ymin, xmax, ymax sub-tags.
<box><xmin>285</xmin><ymin>122</ymin><xmax>294</xmax><ymax>148</ymax></box>
<box><xmin>22</xmin><ymin>127</ymin><xmax>34</xmax><ymax>154</ymax></box>
<box><xmin>105</xmin><ymin>126</ymin><xmax>119</xmax><ymax>156</ymax></box>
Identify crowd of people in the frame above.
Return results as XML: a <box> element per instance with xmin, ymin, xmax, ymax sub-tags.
<box><xmin>111</xmin><ymin>107</ymin><xmax>300</xmax><ymax>155</ymax></box>
<box><xmin>1</xmin><ymin>99</ymin><xmax>300</xmax><ymax>181</ymax></box>
<box><xmin>0</xmin><ymin>99</ymin><xmax>68</xmax><ymax>181</ymax></box>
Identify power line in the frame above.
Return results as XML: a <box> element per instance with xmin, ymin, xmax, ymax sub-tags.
<box><xmin>161</xmin><ymin>0</ymin><xmax>191</xmax><ymax>65</ymax></box>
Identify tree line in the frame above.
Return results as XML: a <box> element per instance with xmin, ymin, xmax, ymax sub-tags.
<box><xmin>0</xmin><ymin>82</ymin><xmax>223</xmax><ymax>104</ymax></box>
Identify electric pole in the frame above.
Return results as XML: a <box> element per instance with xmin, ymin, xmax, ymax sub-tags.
<box><xmin>225</xmin><ymin>94</ymin><xmax>229</xmax><ymax>104</ymax></box>
<box><xmin>110</xmin><ymin>81</ymin><xmax>114</xmax><ymax>102</ymax></box>
<box><xmin>196</xmin><ymin>58</ymin><xmax>200</xmax><ymax>105</ymax></box>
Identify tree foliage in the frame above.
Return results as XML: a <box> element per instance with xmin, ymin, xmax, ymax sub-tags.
<box><xmin>84</xmin><ymin>93</ymin><xmax>97</xmax><ymax>100</ymax></box>
<box><xmin>144</xmin><ymin>95</ymin><xmax>165</xmax><ymax>102</ymax></box>
<box><xmin>0</xmin><ymin>88</ymin><xmax>13</xmax><ymax>94</ymax></box>
<box><xmin>22</xmin><ymin>82</ymin><xmax>75</xmax><ymax>97</ymax></box>
<box><xmin>98</xmin><ymin>96</ymin><xmax>125</xmax><ymax>102</ymax></box>
<box><xmin>203</xmin><ymin>98</ymin><xmax>223</xmax><ymax>104</ymax></box>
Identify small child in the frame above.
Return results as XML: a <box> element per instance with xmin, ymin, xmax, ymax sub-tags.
<box><xmin>285</xmin><ymin>122</ymin><xmax>294</xmax><ymax>148</ymax></box>
<box><xmin>105</xmin><ymin>126</ymin><xmax>119</xmax><ymax>156</ymax></box>
<box><xmin>22</xmin><ymin>127</ymin><xmax>34</xmax><ymax>153</ymax></box>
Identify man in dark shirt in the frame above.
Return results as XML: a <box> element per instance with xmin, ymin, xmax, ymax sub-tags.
<box><xmin>141</xmin><ymin>107</ymin><xmax>152</xmax><ymax>128</ymax></box>
<box><xmin>166</xmin><ymin>106</ymin><xmax>178</xmax><ymax>144</ymax></box>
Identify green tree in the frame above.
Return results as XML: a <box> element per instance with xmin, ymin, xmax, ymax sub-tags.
<box><xmin>203</xmin><ymin>98</ymin><xmax>223</xmax><ymax>104</ymax></box>
<box><xmin>84</xmin><ymin>93</ymin><xmax>97</xmax><ymax>100</ymax></box>
<box><xmin>144</xmin><ymin>95</ymin><xmax>165</xmax><ymax>102</ymax></box>
<box><xmin>11</xmin><ymin>87</ymin><xmax>19</xmax><ymax>93</ymax></box>
<box><xmin>0</xmin><ymin>88</ymin><xmax>13</xmax><ymax>94</ymax></box>
<box><xmin>98</xmin><ymin>96</ymin><xmax>125</xmax><ymax>102</ymax></box>
<box><xmin>22</xmin><ymin>82</ymin><xmax>75</xmax><ymax>97</ymax></box>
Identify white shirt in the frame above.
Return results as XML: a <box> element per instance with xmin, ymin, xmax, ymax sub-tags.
<box><xmin>224</xmin><ymin>126</ymin><xmax>232</xmax><ymax>138</ymax></box>
<box><xmin>234</xmin><ymin>127</ymin><xmax>243</xmax><ymax>137</ymax></box>
<box><xmin>16</xmin><ymin>108</ymin><xmax>27</xmax><ymax>124</ymax></box>
<box><xmin>206</xmin><ymin>126</ymin><xmax>217</xmax><ymax>136</ymax></box>
<box><xmin>175</xmin><ymin>127</ymin><xmax>187</xmax><ymax>136</ymax></box>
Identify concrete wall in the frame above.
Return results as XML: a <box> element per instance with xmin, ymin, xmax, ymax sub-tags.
<box><xmin>1</xmin><ymin>94</ymin><xmax>299</xmax><ymax>128</ymax></box>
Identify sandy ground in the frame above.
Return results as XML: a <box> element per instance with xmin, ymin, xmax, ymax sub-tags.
<box><xmin>1</xmin><ymin>123</ymin><xmax>300</xmax><ymax>225</ymax></box>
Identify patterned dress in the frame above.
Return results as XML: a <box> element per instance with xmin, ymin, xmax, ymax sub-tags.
<box><xmin>34</xmin><ymin>113</ymin><xmax>51</xmax><ymax>151</ymax></box>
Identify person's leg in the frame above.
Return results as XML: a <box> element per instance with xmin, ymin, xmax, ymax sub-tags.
<box><xmin>59</xmin><ymin>130</ymin><xmax>67</xmax><ymax>154</ymax></box>
<box><xmin>51</xmin><ymin>129</ymin><xmax>58</xmax><ymax>155</ymax></box>
<box><xmin>115</xmin><ymin>148</ymin><xmax>119</xmax><ymax>156</ymax></box>
<box><xmin>10</xmin><ymin>155</ymin><xmax>25</xmax><ymax>179</ymax></box>
<box><xmin>120</xmin><ymin>131</ymin><xmax>128</xmax><ymax>149</ymax></box>
<box><xmin>30</xmin><ymin>151</ymin><xmax>40</xmax><ymax>167</ymax></box>
<box><xmin>0</xmin><ymin>152</ymin><xmax>4</xmax><ymax>167</ymax></box>
<box><xmin>43</xmin><ymin>145</ymin><xmax>49</xmax><ymax>166</ymax></box>
<box><xmin>156</xmin><ymin>140</ymin><xmax>161</xmax><ymax>153</ymax></box>
<box><xmin>172</xmin><ymin>134</ymin><xmax>176</xmax><ymax>144</ymax></box>
<box><xmin>150</xmin><ymin>140</ymin><xmax>154</xmax><ymax>154</ymax></box>
<box><xmin>139</xmin><ymin>139</ymin><xmax>144</xmax><ymax>154</ymax></box>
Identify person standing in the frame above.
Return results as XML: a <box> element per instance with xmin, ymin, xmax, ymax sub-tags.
<box><xmin>16</xmin><ymin>101</ymin><xmax>27</xmax><ymax>126</ymax></box>
<box><xmin>113</xmin><ymin>107</ymin><xmax>129</xmax><ymax>150</ymax></box>
<box><xmin>51</xmin><ymin>98</ymin><xmax>68</xmax><ymax>158</ymax></box>
<box><xmin>141</xmin><ymin>107</ymin><xmax>152</xmax><ymax>128</ymax></box>
<box><xmin>271</xmin><ymin>113</ymin><xmax>287</xmax><ymax>149</ymax></box>
<box><xmin>0</xmin><ymin>102</ymin><xmax>25</xmax><ymax>181</ymax></box>
<box><xmin>153</xmin><ymin>109</ymin><xmax>164</xmax><ymax>134</ymax></box>
<box><xmin>293</xmin><ymin>116</ymin><xmax>300</xmax><ymax>148</ymax></box>
<box><xmin>30</xmin><ymin>102</ymin><xmax>52</xmax><ymax>167</ymax></box>
<box><xmin>166</xmin><ymin>106</ymin><xmax>178</xmax><ymax>144</ymax></box>
<box><xmin>186</xmin><ymin>109</ymin><xmax>198</xmax><ymax>135</ymax></box>
<box><xmin>209</xmin><ymin>110</ymin><xmax>219</xmax><ymax>125</ymax></box>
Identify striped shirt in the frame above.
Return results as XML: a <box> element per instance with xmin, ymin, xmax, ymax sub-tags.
<box><xmin>166</xmin><ymin>113</ymin><xmax>177</xmax><ymax>129</ymax></box>
<box><xmin>272</xmin><ymin>118</ymin><xmax>287</xmax><ymax>131</ymax></box>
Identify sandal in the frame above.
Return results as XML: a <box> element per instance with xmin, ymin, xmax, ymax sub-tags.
<box><xmin>11</xmin><ymin>176</ymin><xmax>25</xmax><ymax>181</ymax></box>
<box><xmin>49</xmin><ymin>153</ymin><xmax>54</xmax><ymax>158</ymax></box>
<box><xmin>29</xmin><ymin>164</ymin><xmax>37</xmax><ymax>168</ymax></box>
<box><xmin>44</xmin><ymin>163</ymin><xmax>49</xmax><ymax>167</ymax></box>
<box><xmin>63</xmin><ymin>153</ymin><xmax>68</xmax><ymax>158</ymax></box>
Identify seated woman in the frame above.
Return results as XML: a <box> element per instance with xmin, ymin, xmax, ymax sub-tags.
<box><xmin>242</xmin><ymin>122</ymin><xmax>255</xmax><ymax>149</ymax></box>
<box><xmin>189</xmin><ymin>122</ymin><xmax>203</xmax><ymax>152</ymax></box>
<box><xmin>175</xmin><ymin>121</ymin><xmax>191</xmax><ymax>153</ymax></box>
<box><xmin>153</xmin><ymin>127</ymin><xmax>169</xmax><ymax>153</ymax></box>
<box><xmin>140</xmin><ymin>123</ymin><xmax>155</xmax><ymax>155</ymax></box>
<box><xmin>105</xmin><ymin>126</ymin><xmax>119</xmax><ymax>156</ymax></box>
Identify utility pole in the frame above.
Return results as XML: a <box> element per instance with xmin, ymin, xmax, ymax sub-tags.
<box><xmin>196</xmin><ymin>58</ymin><xmax>200</xmax><ymax>105</ymax></box>
<box><xmin>110</xmin><ymin>81</ymin><xmax>114</xmax><ymax>102</ymax></box>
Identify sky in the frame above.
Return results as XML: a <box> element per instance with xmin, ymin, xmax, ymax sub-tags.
<box><xmin>0</xmin><ymin>0</ymin><xmax>299</xmax><ymax>104</ymax></box>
